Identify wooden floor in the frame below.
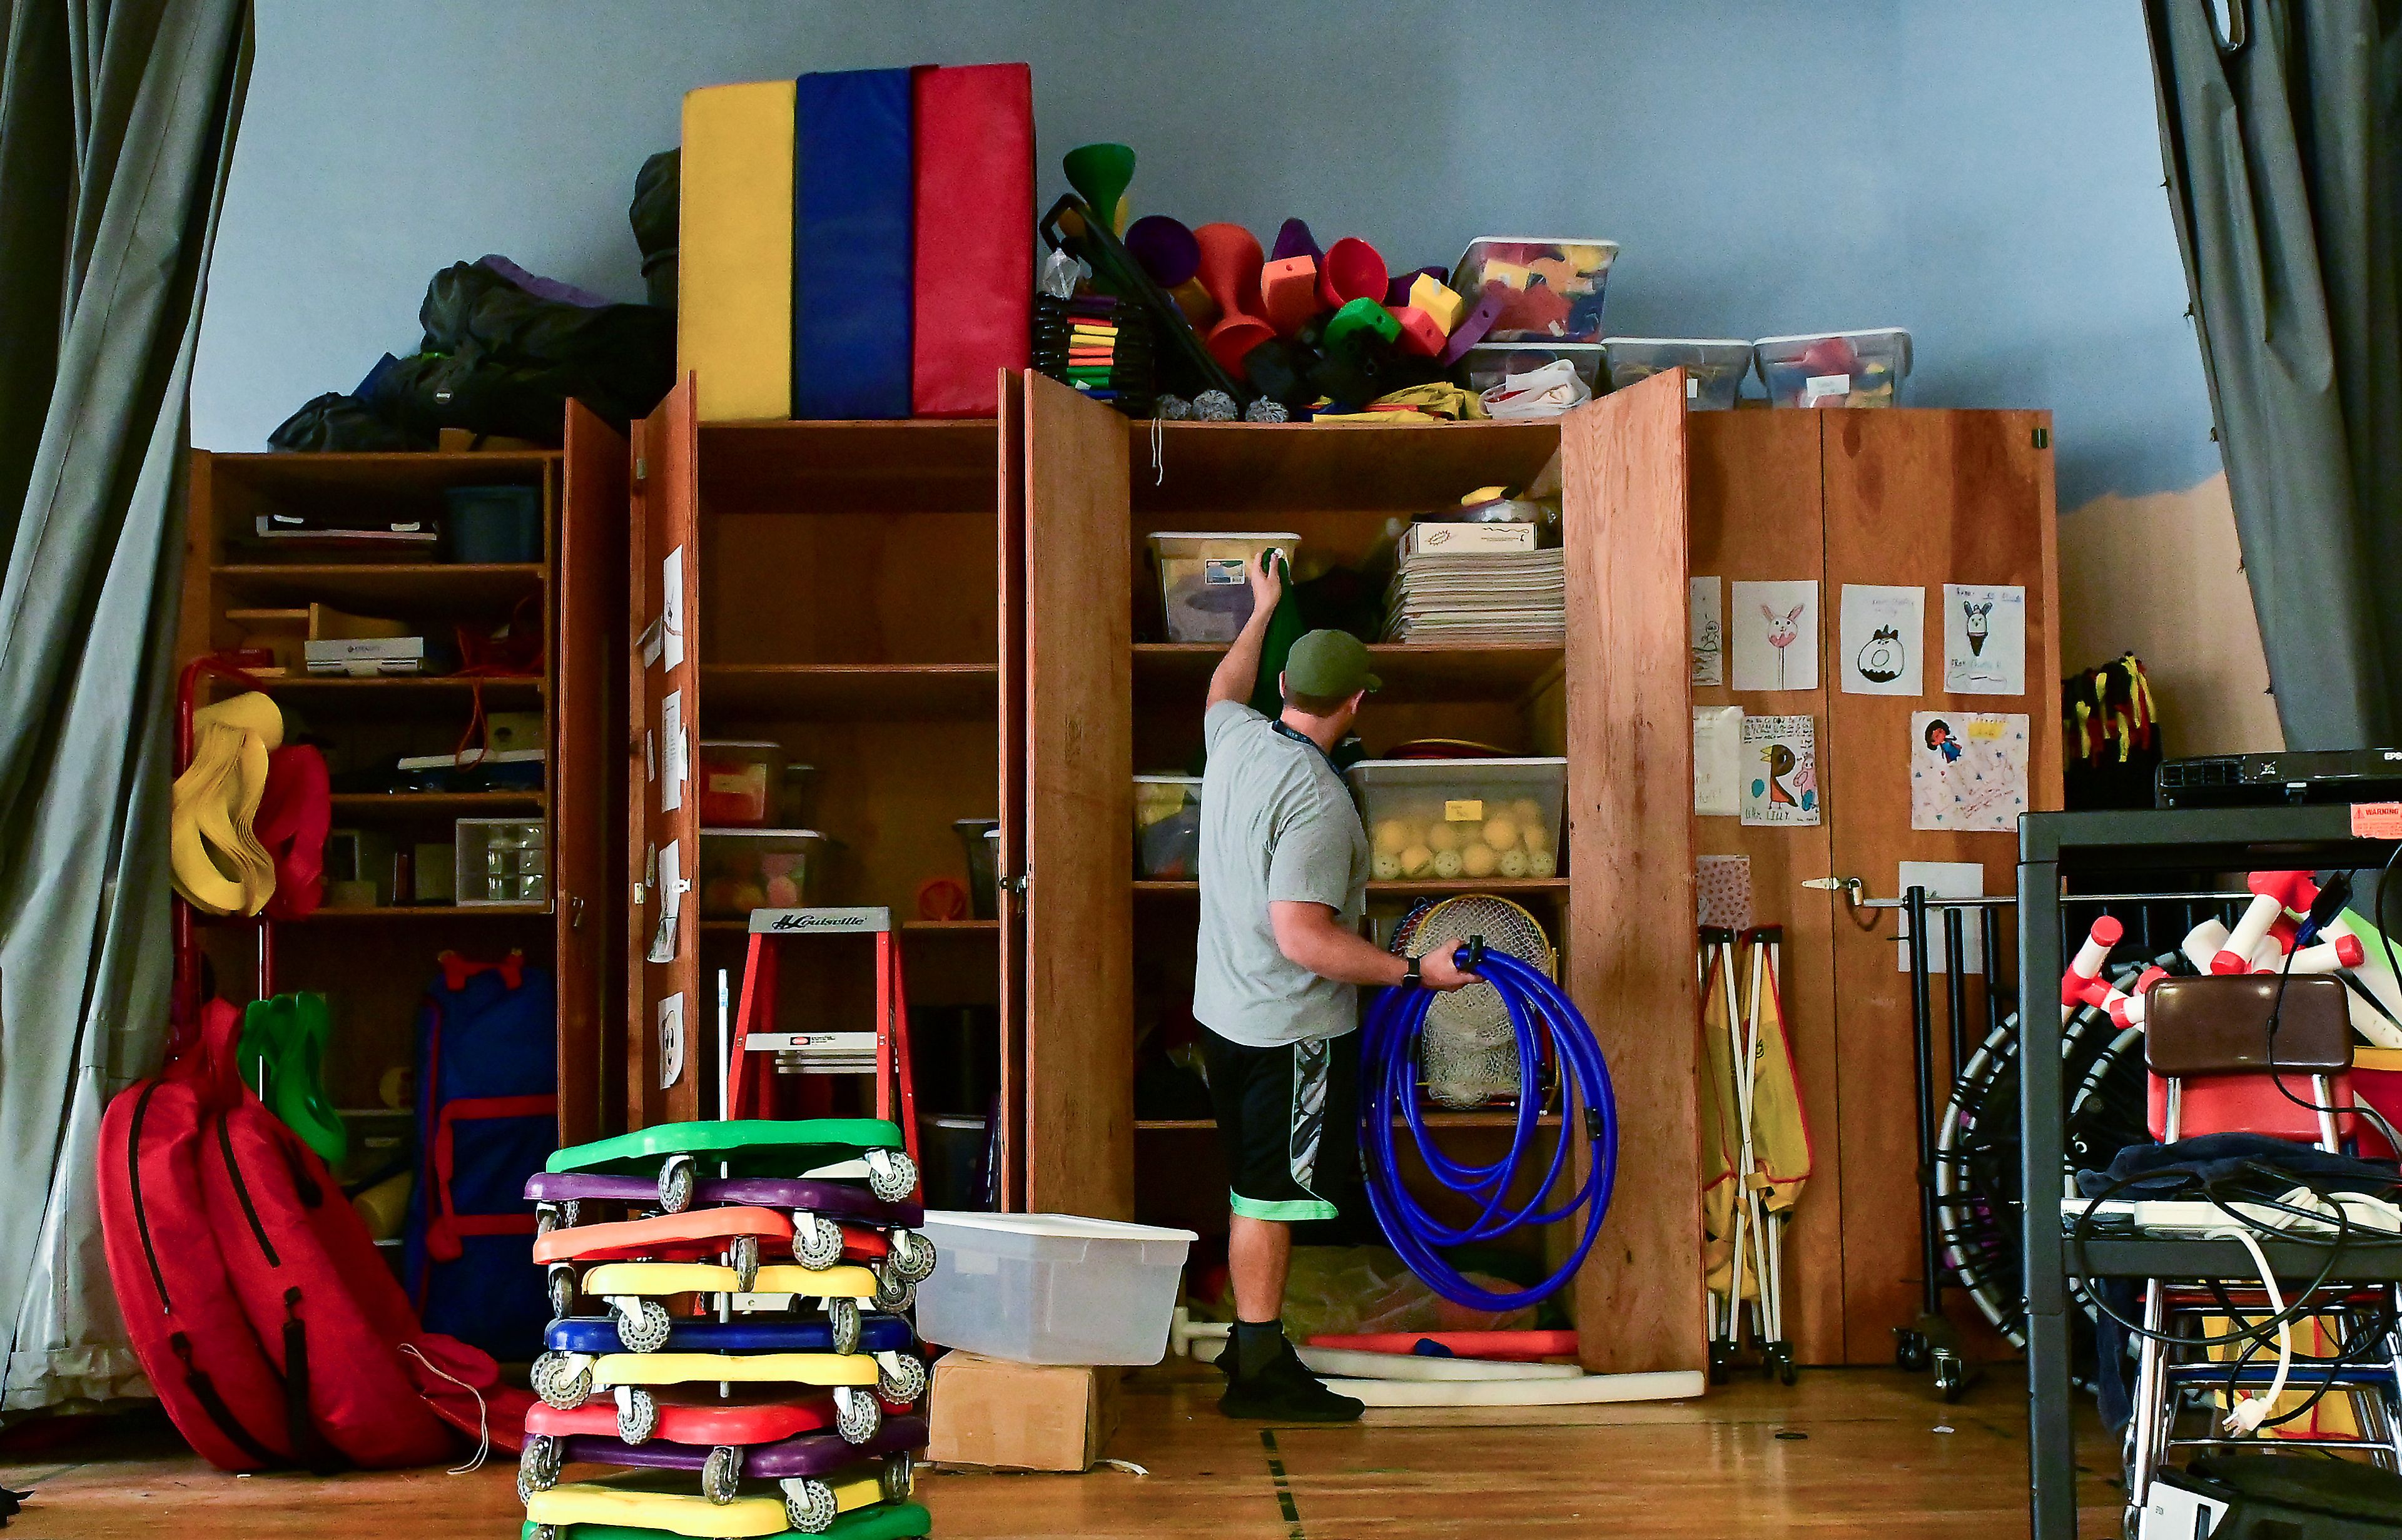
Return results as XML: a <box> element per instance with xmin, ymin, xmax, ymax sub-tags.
<box><xmin>1</xmin><ymin>1364</ymin><xmax>2122</xmax><ymax>1538</ymax></box>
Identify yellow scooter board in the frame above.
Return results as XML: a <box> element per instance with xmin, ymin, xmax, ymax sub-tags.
<box><xmin>524</xmin><ymin>1454</ymin><xmax>911</xmax><ymax>1536</ymax></box>
<box><xmin>561</xmin><ymin>1262</ymin><xmax>884</xmax><ymax>1360</ymax></box>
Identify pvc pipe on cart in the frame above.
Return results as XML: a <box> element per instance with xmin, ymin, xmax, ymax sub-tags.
<box><xmin>1320</xmin><ymin>1370</ymin><xmax>1708</xmax><ymax>1407</ymax></box>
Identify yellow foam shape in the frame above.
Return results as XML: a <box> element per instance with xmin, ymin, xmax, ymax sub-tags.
<box><xmin>528</xmin><ymin>1482</ymin><xmax>788</xmax><ymax>1537</ymax></box>
<box><xmin>584</xmin><ymin>1260</ymin><xmax>877</xmax><ymax>1297</ymax></box>
<box><xmin>680</xmin><ymin>81</ymin><xmax>794</xmax><ymax>423</ymax></box>
<box><xmin>1409</xmin><ymin>273</ymin><xmax>1465</xmax><ymax>335</ymax></box>
<box><xmin>590</xmin><ymin>1350</ymin><xmax>879</xmax><ymax>1389</ymax></box>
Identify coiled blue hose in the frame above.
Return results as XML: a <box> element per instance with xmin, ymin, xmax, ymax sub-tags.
<box><xmin>1359</xmin><ymin>946</ymin><xmax>1619</xmax><ymax>1311</ymax></box>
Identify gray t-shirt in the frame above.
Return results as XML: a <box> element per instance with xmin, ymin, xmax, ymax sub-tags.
<box><xmin>1193</xmin><ymin>701</ymin><xmax>1372</xmax><ymax>1048</ymax></box>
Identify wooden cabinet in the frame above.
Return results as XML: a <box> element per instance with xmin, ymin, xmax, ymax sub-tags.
<box><xmin>181</xmin><ymin>400</ymin><xmax>628</xmax><ymax>1147</ymax></box>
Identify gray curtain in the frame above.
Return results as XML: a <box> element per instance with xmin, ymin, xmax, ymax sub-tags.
<box><xmin>2146</xmin><ymin>0</ymin><xmax>2402</xmax><ymax>750</ymax></box>
<box><xmin>0</xmin><ymin>0</ymin><xmax>250</xmax><ymax>1413</ymax></box>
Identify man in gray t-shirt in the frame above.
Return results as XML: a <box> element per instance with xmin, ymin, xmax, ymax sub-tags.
<box><xmin>1193</xmin><ymin>552</ymin><xmax>1469</xmax><ymax>1424</ymax></box>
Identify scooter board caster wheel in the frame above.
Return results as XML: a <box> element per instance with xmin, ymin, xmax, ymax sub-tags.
<box><xmin>517</xmin><ymin>1434</ymin><xmax>561</xmax><ymax>1502</ymax></box>
<box><xmin>657</xmin><ymin>1154</ymin><xmax>696</xmax><ymax>1214</ymax></box>
<box><xmin>886</xmin><ymin>1228</ymin><xmax>935</xmax><ymax>1284</ymax></box>
<box><xmin>612</xmin><ymin>1296</ymin><xmax>673</xmax><ymax>1354</ymax></box>
<box><xmin>876</xmin><ymin>1352</ymin><xmax>926</xmax><ymax>1403</ymax></box>
<box><xmin>546</xmin><ymin>1264</ymin><xmax>577</xmax><ymax>1322</ymax></box>
<box><xmin>783</xmin><ymin>1478</ymin><xmax>838</xmax><ymax>1534</ymax></box>
<box><xmin>1892</xmin><ymin>1328</ymin><xmax>1930</xmax><ymax>1372</ymax></box>
<box><xmin>531</xmin><ymin>1527</ymin><xmax>559</xmax><ymax>1540</ymax></box>
<box><xmin>560</xmin><ymin>1198</ymin><xmax>580</xmax><ymax>1228</ymax></box>
<box><xmin>863</xmin><ymin>1148</ymin><xmax>917</xmax><ymax>1203</ymax></box>
<box><xmin>872</xmin><ymin>1268</ymin><xmax>915</xmax><ymax>1314</ymax></box>
<box><xmin>730</xmin><ymin>1233</ymin><xmax>761</xmax><ymax>1293</ymax></box>
<box><xmin>824</xmin><ymin>1297</ymin><xmax>861</xmax><ymax>1356</ymax></box>
<box><xmin>616</xmin><ymin>1384</ymin><xmax>659</xmax><ymax>1444</ymax></box>
<box><xmin>702</xmin><ymin>1444</ymin><xmax>742</xmax><ymax>1504</ymax></box>
<box><xmin>833</xmin><ymin>1385</ymin><xmax>881</xmax><ymax>1444</ymax></box>
<box><xmin>532</xmin><ymin>1352</ymin><xmax>594</xmax><ymax>1410</ymax></box>
<box><xmin>535</xmin><ymin>1204</ymin><xmax>560</xmax><ymax>1239</ymax></box>
<box><xmin>794</xmin><ymin>1212</ymin><xmax>844</xmax><ymax>1270</ymax></box>
<box><xmin>881</xmin><ymin>1451</ymin><xmax>915</xmax><ymax>1501</ymax></box>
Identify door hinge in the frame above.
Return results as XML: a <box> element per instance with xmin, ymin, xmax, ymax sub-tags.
<box><xmin>633</xmin><ymin>456</ymin><xmax>648</xmax><ymax>484</ymax></box>
<box><xmin>2032</xmin><ymin>427</ymin><xmax>2049</xmax><ymax>450</ymax></box>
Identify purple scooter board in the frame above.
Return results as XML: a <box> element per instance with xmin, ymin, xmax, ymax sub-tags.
<box><xmin>519</xmin><ymin>1423</ymin><xmax>922</xmax><ymax>1509</ymax></box>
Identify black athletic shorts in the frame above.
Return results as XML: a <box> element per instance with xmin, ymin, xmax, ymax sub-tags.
<box><xmin>1197</xmin><ymin>1028</ymin><xmax>1359</xmax><ymax>1222</ymax></box>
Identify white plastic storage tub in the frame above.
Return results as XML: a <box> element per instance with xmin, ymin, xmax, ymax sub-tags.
<box><xmin>1456</xmin><ymin>343</ymin><xmax>1603</xmax><ymax>396</ymax></box>
<box><xmin>1599</xmin><ymin>338</ymin><xmax>1753</xmax><ymax>410</ymax></box>
<box><xmin>914</xmin><ymin>1211</ymin><xmax>1198</xmax><ymax>1365</ymax></box>
<box><xmin>1753</xmin><ymin>328</ymin><xmax>1912</xmax><ymax>408</ymax></box>
<box><xmin>1134</xmin><ymin>774</ymin><xmax>1203</xmax><ymax>879</ymax></box>
<box><xmin>1347</xmin><ymin>758</ymin><xmax>1567</xmax><ymax>881</ymax></box>
<box><xmin>698</xmin><ymin>828</ymin><xmax>833</xmax><ymax>918</ymax></box>
<box><xmin>1148</xmin><ymin>532</ymin><xmax>1296</xmax><ymax>642</ymax></box>
<box><xmin>1450</xmin><ymin>238</ymin><xmax>1618</xmax><ymax>342</ymax></box>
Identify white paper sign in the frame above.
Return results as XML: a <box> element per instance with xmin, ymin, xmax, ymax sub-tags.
<box><xmin>1730</xmin><ymin>580</ymin><xmax>1819</xmax><ymax>692</ymax></box>
<box><xmin>661</xmin><ymin>546</ymin><xmax>686</xmax><ymax>671</ymax></box>
<box><xmin>660</xmin><ymin>690</ymin><xmax>686</xmax><ymax>813</ymax></box>
<box><xmin>647</xmin><ymin>839</ymin><xmax>681</xmax><ymax>963</ymax></box>
<box><xmin>657</xmin><ymin>992</ymin><xmax>685</xmax><ymax>1089</ymax></box>
<box><xmin>1839</xmin><ymin>584</ymin><xmax>1924</xmax><ymax>696</ymax></box>
<box><xmin>1896</xmin><ymin>860</ymin><xmax>1985</xmax><ymax>973</ymax></box>
<box><xmin>1693</xmin><ymin>706</ymin><xmax>1743</xmax><ymax>816</ymax></box>
<box><xmin>1740</xmin><ymin>713</ymin><xmax>1820</xmax><ymax>826</ymax></box>
<box><xmin>1942</xmin><ymin>584</ymin><xmax>2025</xmax><ymax>695</ymax></box>
<box><xmin>1690</xmin><ymin>577</ymin><xmax>1723</xmax><ymax>687</ymax></box>
<box><xmin>1910</xmin><ymin>712</ymin><xmax>2030</xmax><ymax>832</ymax></box>
<box><xmin>1696</xmin><ymin>854</ymin><xmax>1753</xmax><ymax>931</ymax></box>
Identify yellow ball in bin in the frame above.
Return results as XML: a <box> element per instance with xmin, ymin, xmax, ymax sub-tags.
<box><xmin>1522</xmin><ymin>821</ymin><xmax>1551</xmax><ymax>853</ymax></box>
<box><xmin>1425</xmin><ymin>822</ymin><xmax>1459</xmax><ymax>854</ymax></box>
<box><xmin>1509</xmin><ymin>798</ymin><xmax>1544</xmax><ymax>824</ymax></box>
<box><xmin>1527</xmin><ymin>849</ymin><xmax>1558</xmax><ymax>878</ymax></box>
<box><xmin>1431</xmin><ymin>849</ymin><xmax>1463</xmax><ymax>878</ymax></box>
<box><xmin>1375</xmin><ymin>818</ymin><xmax>1414</xmax><ymax>854</ymax></box>
<box><xmin>1461</xmin><ymin>843</ymin><xmax>1499</xmax><ymax>878</ymax></box>
<box><xmin>1399</xmin><ymin>844</ymin><xmax>1433</xmax><ymax>878</ymax></box>
<box><xmin>1373</xmin><ymin>852</ymin><xmax>1402</xmax><ymax>879</ymax></box>
<box><xmin>1499</xmin><ymin>849</ymin><xmax>1531</xmax><ymax>878</ymax></box>
<box><xmin>1482</xmin><ymin>816</ymin><xmax>1521</xmax><ymax>853</ymax></box>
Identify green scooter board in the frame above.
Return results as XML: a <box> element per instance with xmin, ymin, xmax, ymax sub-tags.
<box><xmin>521</xmin><ymin>1499</ymin><xmax>931</xmax><ymax>1540</ymax></box>
<box><xmin>547</xmin><ymin>1119</ymin><xmax>916</xmax><ymax>1208</ymax></box>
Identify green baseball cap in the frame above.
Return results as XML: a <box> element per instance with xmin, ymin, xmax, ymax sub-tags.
<box><xmin>1284</xmin><ymin>629</ymin><xmax>1382</xmax><ymax>699</ymax></box>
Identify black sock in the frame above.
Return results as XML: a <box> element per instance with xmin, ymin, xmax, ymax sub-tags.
<box><xmin>1233</xmin><ymin>1318</ymin><xmax>1287</xmax><ymax>1379</ymax></box>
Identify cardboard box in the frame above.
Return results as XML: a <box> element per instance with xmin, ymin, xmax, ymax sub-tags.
<box><xmin>1399</xmin><ymin>520</ymin><xmax>1539</xmax><ymax>558</ymax></box>
<box><xmin>925</xmin><ymin>1352</ymin><xmax>1119</xmax><ymax>1472</ymax></box>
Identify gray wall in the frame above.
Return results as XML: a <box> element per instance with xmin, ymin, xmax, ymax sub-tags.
<box><xmin>193</xmin><ymin>0</ymin><xmax>2214</xmax><ymax>507</ymax></box>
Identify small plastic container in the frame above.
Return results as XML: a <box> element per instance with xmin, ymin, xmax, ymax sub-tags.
<box><xmin>1599</xmin><ymin>338</ymin><xmax>1753</xmax><ymax>410</ymax></box>
<box><xmin>1450</xmin><ymin>238</ymin><xmax>1618</xmax><ymax>342</ymax></box>
<box><xmin>1148</xmin><ymin>532</ymin><xmax>1297</xmax><ymax>643</ymax></box>
<box><xmin>1753</xmin><ymin>328</ymin><xmax>1912</xmax><ymax>408</ymax></box>
<box><xmin>1345</xmin><ymin>758</ymin><xmax>1567</xmax><ymax>881</ymax></box>
<box><xmin>454</xmin><ymin>818</ymin><xmax>547</xmax><ymax>905</ymax></box>
<box><xmin>955</xmin><ymin>818</ymin><xmax>1000</xmax><ymax>920</ymax></box>
<box><xmin>913</xmin><ymin>1210</ymin><xmax>1198</xmax><ymax>1365</ymax></box>
<box><xmin>698</xmin><ymin>828</ymin><xmax>832</xmax><ymax>918</ymax></box>
<box><xmin>1133</xmin><ymin>774</ymin><xmax>1202</xmax><ymax>879</ymax></box>
<box><xmin>1456</xmin><ymin>343</ymin><xmax>1603</xmax><ymax>397</ymax></box>
<box><xmin>778</xmin><ymin>762</ymin><xmax>817</xmax><ymax>829</ymax></box>
<box><xmin>443</xmin><ymin>485</ymin><xmax>543</xmax><ymax>564</ymax></box>
<box><xmin>696</xmin><ymin>741</ymin><xmax>784</xmax><ymax>828</ymax></box>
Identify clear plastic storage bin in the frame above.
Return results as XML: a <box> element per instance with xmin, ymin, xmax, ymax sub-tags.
<box><xmin>1450</xmin><ymin>237</ymin><xmax>1618</xmax><ymax>342</ymax></box>
<box><xmin>955</xmin><ymin>818</ymin><xmax>1000</xmax><ymax>920</ymax></box>
<box><xmin>454</xmin><ymin>819</ymin><xmax>547</xmax><ymax>906</ymax></box>
<box><xmin>1600</xmin><ymin>338</ymin><xmax>1753</xmax><ymax>410</ymax></box>
<box><xmin>1753</xmin><ymin>328</ymin><xmax>1912</xmax><ymax>408</ymax></box>
<box><xmin>1134</xmin><ymin>774</ymin><xmax>1202</xmax><ymax>879</ymax></box>
<box><xmin>1345</xmin><ymin>759</ymin><xmax>1566</xmax><ymax>881</ymax></box>
<box><xmin>914</xmin><ymin>1210</ymin><xmax>1198</xmax><ymax>1365</ymax></box>
<box><xmin>1148</xmin><ymin>532</ymin><xmax>1296</xmax><ymax>642</ymax></box>
<box><xmin>699</xmin><ymin>828</ymin><xmax>832</xmax><ymax>918</ymax></box>
<box><xmin>1457</xmin><ymin>343</ymin><xmax>1603</xmax><ymax>396</ymax></box>
<box><xmin>696</xmin><ymin>741</ymin><xmax>784</xmax><ymax>828</ymax></box>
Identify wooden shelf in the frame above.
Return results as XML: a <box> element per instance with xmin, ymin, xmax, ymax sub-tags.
<box><xmin>1133</xmin><ymin>642</ymin><xmax>1563</xmax><ymax>704</ymax></box>
<box><xmin>903</xmin><ymin>919</ymin><xmax>998</xmax><ymax>933</ymax></box>
<box><xmin>329</xmin><ymin>792</ymin><xmax>544</xmax><ymax>817</ymax></box>
<box><xmin>1133</xmin><ymin>419</ymin><xmax>1561</xmax><ymax>514</ymax></box>
<box><xmin>211</xmin><ymin>562</ymin><xmax>545</xmax><ymax>610</ymax></box>
<box><xmin>699</xmin><ymin>419</ymin><xmax>998</xmax><ymax>514</ymax></box>
<box><xmin>298</xmin><ymin>904</ymin><xmax>550</xmax><ymax>919</ymax></box>
<box><xmin>1134</xmin><ymin>878</ymin><xmax>1568</xmax><ymax>898</ymax></box>
<box><xmin>216</xmin><ymin>674</ymin><xmax>544</xmax><ymax>708</ymax></box>
<box><xmin>700</xmin><ymin>663</ymin><xmax>996</xmax><ymax>721</ymax></box>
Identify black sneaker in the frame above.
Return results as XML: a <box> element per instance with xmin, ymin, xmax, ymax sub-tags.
<box><xmin>1218</xmin><ymin>1345</ymin><xmax>1364</xmax><ymax>1422</ymax></box>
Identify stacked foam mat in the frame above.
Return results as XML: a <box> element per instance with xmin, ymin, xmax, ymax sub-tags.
<box><xmin>681</xmin><ymin>65</ymin><xmax>1033</xmax><ymax>423</ymax></box>
<box><xmin>517</xmin><ymin>1118</ymin><xmax>938</xmax><ymax>1540</ymax></box>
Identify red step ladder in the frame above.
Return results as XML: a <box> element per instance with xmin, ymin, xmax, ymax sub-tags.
<box><xmin>722</xmin><ymin>907</ymin><xmax>920</xmax><ymax>1179</ymax></box>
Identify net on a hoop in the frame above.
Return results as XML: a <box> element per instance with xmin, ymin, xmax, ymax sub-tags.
<box><xmin>1392</xmin><ymin>894</ymin><xmax>1555</xmax><ymax>1108</ymax></box>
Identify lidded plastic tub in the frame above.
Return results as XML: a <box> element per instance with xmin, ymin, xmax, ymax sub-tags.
<box><xmin>1148</xmin><ymin>532</ymin><xmax>1297</xmax><ymax>642</ymax></box>
<box><xmin>698</xmin><ymin>828</ymin><xmax>832</xmax><ymax>918</ymax></box>
<box><xmin>1753</xmin><ymin>328</ymin><xmax>1912</xmax><ymax>408</ymax></box>
<box><xmin>1599</xmin><ymin>338</ymin><xmax>1753</xmax><ymax>410</ymax></box>
<box><xmin>1134</xmin><ymin>774</ymin><xmax>1202</xmax><ymax>879</ymax></box>
<box><xmin>955</xmin><ymin>818</ymin><xmax>1000</xmax><ymax>920</ymax></box>
<box><xmin>913</xmin><ymin>1210</ymin><xmax>1198</xmax><ymax>1365</ymax></box>
<box><xmin>697</xmin><ymin>741</ymin><xmax>783</xmax><ymax>828</ymax></box>
<box><xmin>1345</xmin><ymin>758</ymin><xmax>1567</xmax><ymax>881</ymax></box>
<box><xmin>1457</xmin><ymin>343</ymin><xmax>1604</xmax><ymax>396</ymax></box>
<box><xmin>1449</xmin><ymin>238</ymin><xmax>1618</xmax><ymax>342</ymax></box>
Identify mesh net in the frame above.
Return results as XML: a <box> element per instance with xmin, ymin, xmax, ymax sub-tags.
<box><xmin>1396</xmin><ymin>896</ymin><xmax>1555</xmax><ymax>1108</ymax></box>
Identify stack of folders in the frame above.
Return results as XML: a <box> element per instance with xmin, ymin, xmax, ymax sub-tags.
<box><xmin>1382</xmin><ymin>522</ymin><xmax>1564</xmax><ymax>644</ymax></box>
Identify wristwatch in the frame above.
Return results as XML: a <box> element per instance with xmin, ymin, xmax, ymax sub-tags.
<box><xmin>1402</xmin><ymin>955</ymin><xmax>1422</xmax><ymax>988</ymax></box>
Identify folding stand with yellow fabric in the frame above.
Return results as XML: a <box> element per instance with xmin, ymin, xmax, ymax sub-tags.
<box><xmin>1698</xmin><ymin>926</ymin><xmax>1813</xmax><ymax>1384</ymax></box>
<box><xmin>170</xmin><ymin>690</ymin><xmax>283</xmax><ymax>916</ymax></box>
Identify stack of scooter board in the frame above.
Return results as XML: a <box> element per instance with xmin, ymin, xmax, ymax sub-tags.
<box><xmin>517</xmin><ymin>1118</ymin><xmax>938</xmax><ymax>1540</ymax></box>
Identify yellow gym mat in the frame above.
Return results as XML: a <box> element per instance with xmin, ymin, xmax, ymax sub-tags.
<box><xmin>679</xmin><ymin>81</ymin><xmax>794</xmax><ymax>422</ymax></box>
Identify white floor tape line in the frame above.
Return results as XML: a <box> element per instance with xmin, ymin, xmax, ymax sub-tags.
<box><xmin>1319</xmin><ymin>1369</ymin><xmax>1709</xmax><ymax>1406</ymax></box>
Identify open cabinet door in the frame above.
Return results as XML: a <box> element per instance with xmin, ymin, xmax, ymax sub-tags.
<box><xmin>1559</xmin><ymin>370</ymin><xmax>1706</xmax><ymax>1375</ymax></box>
<box><xmin>1019</xmin><ymin>373</ymin><xmax>1132</xmax><ymax>1218</ymax></box>
<box><xmin>629</xmin><ymin>375</ymin><xmax>704</xmax><ymax>1128</ymax></box>
<box><xmin>996</xmin><ymin>373</ymin><xmax>1030</xmax><ymax>1211</ymax></box>
<box><xmin>559</xmin><ymin>400</ymin><xmax>629</xmax><ymax>1146</ymax></box>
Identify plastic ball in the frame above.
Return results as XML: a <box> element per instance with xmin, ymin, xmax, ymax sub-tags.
<box><xmin>1424</xmin><ymin>822</ymin><xmax>1460</xmax><ymax>854</ymax></box>
<box><xmin>1509</xmin><ymin>798</ymin><xmax>1544</xmax><ymax>824</ymax></box>
<box><xmin>1498</xmin><ymin>849</ymin><xmax>1530</xmax><ymax>878</ymax></box>
<box><xmin>764</xmin><ymin>874</ymin><xmax>800</xmax><ymax>907</ymax></box>
<box><xmin>1526</xmin><ymin>849</ymin><xmax>1557</xmax><ymax>878</ymax></box>
<box><xmin>1374</xmin><ymin>818</ymin><xmax>1414</xmax><ymax>854</ymax></box>
<box><xmin>1461</xmin><ymin>843</ymin><xmax>1499</xmax><ymax>878</ymax></box>
<box><xmin>727</xmin><ymin>879</ymin><xmax>770</xmax><ymax>911</ymax></box>
<box><xmin>1372</xmin><ymin>853</ymin><xmax>1402</xmax><ymax>880</ymax></box>
<box><xmin>1399</xmin><ymin>844</ymin><xmax>1433</xmax><ymax>878</ymax></box>
<box><xmin>1482</xmin><ymin>816</ymin><xmax>1521</xmax><ymax>852</ymax></box>
<box><xmin>1431</xmin><ymin>849</ymin><xmax>1463</xmax><ymax>878</ymax></box>
<box><xmin>1521</xmin><ymin>821</ymin><xmax>1551</xmax><ymax>853</ymax></box>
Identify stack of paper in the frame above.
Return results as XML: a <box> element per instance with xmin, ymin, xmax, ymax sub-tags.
<box><xmin>1382</xmin><ymin>537</ymin><xmax>1565</xmax><ymax>644</ymax></box>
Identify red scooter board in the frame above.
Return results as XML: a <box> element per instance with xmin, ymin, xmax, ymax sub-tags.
<box><xmin>534</xmin><ymin>1207</ymin><xmax>792</xmax><ymax>1267</ymax></box>
<box><xmin>1306</xmin><ymin>1330</ymin><xmax>1578</xmax><ymax>1361</ymax></box>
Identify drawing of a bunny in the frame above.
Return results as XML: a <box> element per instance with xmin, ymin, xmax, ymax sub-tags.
<box><xmin>1763</xmin><ymin>602</ymin><xmax>1804</xmax><ymax>687</ymax></box>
